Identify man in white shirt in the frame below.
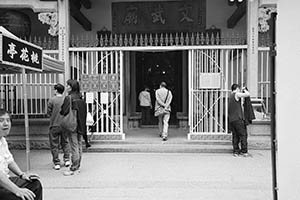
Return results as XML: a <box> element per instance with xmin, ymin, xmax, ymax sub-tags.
<box><xmin>155</xmin><ymin>82</ymin><xmax>173</xmax><ymax>141</ymax></box>
<box><xmin>139</xmin><ymin>86</ymin><xmax>152</xmax><ymax>125</ymax></box>
<box><xmin>0</xmin><ymin>109</ymin><xmax>43</xmax><ymax>200</ymax></box>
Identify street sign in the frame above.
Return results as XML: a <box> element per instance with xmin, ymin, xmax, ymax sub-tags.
<box><xmin>0</xmin><ymin>34</ymin><xmax>43</xmax><ymax>71</ymax></box>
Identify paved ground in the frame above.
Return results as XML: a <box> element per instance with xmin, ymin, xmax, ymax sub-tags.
<box><xmin>11</xmin><ymin>150</ymin><xmax>273</xmax><ymax>200</ymax></box>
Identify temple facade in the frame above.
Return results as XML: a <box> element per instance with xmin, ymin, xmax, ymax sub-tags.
<box><xmin>0</xmin><ymin>0</ymin><xmax>277</xmax><ymax>144</ymax></box>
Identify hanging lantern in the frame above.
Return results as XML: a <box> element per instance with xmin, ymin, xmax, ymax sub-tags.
<box><xmin>0</xmin><ymin>10</ymin><xmax>31</xmax><ymax>38</ymax></box>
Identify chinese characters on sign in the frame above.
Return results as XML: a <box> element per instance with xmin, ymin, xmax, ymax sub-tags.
<box><xmin>112</xmin><ymin>0</ymin><xmax>206</xmax><ymax>34</ymax></box>
<box><xmin>81</xmin><ymin>74</ymin><xmax>120</xmax><ymax>92</ymax></box>
<box><xmin>1</xmin><ymin>35</ymin><xmax>42</xmax><ymax>71</ymax></box>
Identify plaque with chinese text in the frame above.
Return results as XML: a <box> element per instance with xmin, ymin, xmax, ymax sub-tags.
<box><xmin>0</xmin><ymin>35</ymin><xmax>43</xmax><ymax>71</ymax></box>
<box><xmin>112</xmin><ymin>0</ymin><xmax>206</xmax><ymax>34</ymax></box>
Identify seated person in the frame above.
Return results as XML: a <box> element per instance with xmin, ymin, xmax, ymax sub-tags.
<box><xmin>0</xmin><ymin>109</ymin><xmax>43</xmax><ymax>200</ymax></box>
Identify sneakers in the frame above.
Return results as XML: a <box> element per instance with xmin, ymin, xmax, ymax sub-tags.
<box><xmin>54</xmin><ymin>164</ymin><xmax>61</xmax><ymax>170</ymax></box>
<box><xmin>233</xmin><ymin>153</ymin><xmax>239</xmax><ymax>157</ymax></box>
<box><xmin>241</xmin><ymin>153</ymin><xmax>249</xmax><ymax>157</ymax></box>
<box><xmin>63</xmin><ymin>169</ymin><xmax>80</xmax><ymax>176</ymax></box>
<box><xmin>64</xmin><ymin>160</ymin><xmax>71</xmax><ymax>167</ymax></box>
<box><xmin>233</xmin><ymin>152</ymin><xmax>250</xmax><ymax>157</ymax></box>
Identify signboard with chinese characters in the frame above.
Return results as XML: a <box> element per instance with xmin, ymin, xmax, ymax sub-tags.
<box><xmin>112</xmin><ymin>0</ymin><xmax>206</xmax><ymax>34</ymax></box>
<box><xmin>0</xmin><ymin>34</ymin><xmax>43</xmax><ymax>71</ymax></box>
<box><xmin>199</xmin><ymin>73</ymin><xmax>221</xmax><ymax>89</ymax></box>
<box><xmin>81</xmin><ymin>74</ymin><xmax>120</xmax><ymax>92</ymax></box>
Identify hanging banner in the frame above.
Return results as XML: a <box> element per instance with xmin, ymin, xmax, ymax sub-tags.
<box><xmin>0</xmin><ymin>34</ymin><xmax>43</xmax><ymax>71</ymax></box>
<box><xmin>112</xmin><ymin>0</ymin><xmax>206</xmax><ymax>34</ymax></box>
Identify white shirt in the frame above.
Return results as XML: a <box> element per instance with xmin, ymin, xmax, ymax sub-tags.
<box><xmin>0</xmin><ymin>137</ymin><xmax>14</xmax><ymax>177</ymax></box>
<box><xmin>139</xmin><ymin>91</ymin><xmax>152</xmax><ymax>107</ymax></box>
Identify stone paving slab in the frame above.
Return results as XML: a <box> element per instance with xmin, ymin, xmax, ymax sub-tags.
<box><xmin>11</xmin><ymin>150</ymin><xmax>273</xmax><ymax>200</ymax></box>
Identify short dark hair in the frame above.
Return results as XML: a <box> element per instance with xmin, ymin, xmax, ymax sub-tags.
<box><xmin>160</xmin><ymin>82</ymin><xmax>167</xmax><ymax>88</ymax></box>
<box><xmin>54</xmin><ymin>83</ymin><xmax>65</xmax><ymax>94</ymax></box>
<box><xmin>67</xmin><ymin>79</ymin><xmax>80</xmax><ymax>93</ymax></box>
<box><xmin>231</xmin><ymin>83</ymin><xmax>240</xmax><ymax>91</ymax></box>
<box><xmin>0</xmin><ymin>109</ymin><xmax>11</xmax><ymax>118</ymax></box>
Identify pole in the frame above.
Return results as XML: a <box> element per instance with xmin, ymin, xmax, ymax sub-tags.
<box><xmin>22</xmin><ymin>68</ymin><xmax>30</xmax><ymax>172</ymax></box>
<box><xmin>269</xmin><ymin>12</ymin><xmax>278</xmax><ymax>200</ymax></box>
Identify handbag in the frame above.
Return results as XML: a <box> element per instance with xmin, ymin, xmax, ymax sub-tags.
<box><xmin>60</xmin><ymin>96</ymin><xmax>77</xmax><ymax>132</ymax></box>
<box><xmin>154</xmin><ymin>90</ymin><xmax>170</xmax><ymax>117</ymax></box>
<box><xmin>86</xmin><ymin>111</ymin><xmax>94</xmax><ymax>126</ymax></box>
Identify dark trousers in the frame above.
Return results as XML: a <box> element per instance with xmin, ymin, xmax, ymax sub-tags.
<box><xmin>141</xmin><ymin>106</ymin><xmax>151</xmax><ymax>124</ymax></box>
<box><xmin>68</xmin><ymin>132</ymin><xmax>82</xmax><ymax>171</ymax></box>
<box><xmin>0</xmin><ymin>177</ymin><xmax>43</xmax><ymax>200</ymax></box>
<box><xmin>230</xmin><ymin>119</ymin><xmax>248</xmax><ymax>153</ymax></box>
<box><xmin>49</xmin><ymin>126</ymin><xmax>70</xmax><ymax>165</ymax></box>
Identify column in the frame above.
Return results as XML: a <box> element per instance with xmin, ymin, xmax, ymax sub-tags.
<box><xmin>58</xmin><ymin>0</ymin><xmax>70</xmax><ymax>82</ymax></box>
<box><xmin>277</xmin><ymin>0</ymin><xmax>300</xmax><ymax>199</ymax></box>
<box><xmin>246</xmin><ymin>0</ymin><xmax>259</xmax><ymax>97</ymax></box>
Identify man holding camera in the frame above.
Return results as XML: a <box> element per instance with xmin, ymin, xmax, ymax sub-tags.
<box><xmin>228</xmin><ymin>84</ymin><xmax>251</xmax><ymax>157</ymax></box>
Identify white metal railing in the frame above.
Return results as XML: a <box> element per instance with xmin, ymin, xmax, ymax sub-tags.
<box><xmin>189</xmin><ymin>46</ymin><xmax>247</xmax><ymax>134</ymax></box>
<box><xmin>69</xmin><ymin>48</ymin><xmax>123</xmax><ymax>134</ymax></box>
<box><xmin>258</xmin><ymin>47</ymin><xmax>271</xmax><ymax>114</ymax></box>
<box><xmin>0</xmin><ymin>73</ymin><xmax>60</xmax><ymax>117</ymax></box>
<box><xmin>0</xmin><ymin>45</ymin><xmax>271</xmax><ymax>125</ymax></box>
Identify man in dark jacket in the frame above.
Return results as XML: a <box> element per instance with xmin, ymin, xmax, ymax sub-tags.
<box><xmin>228</xmin><ymin>83</ymin><xmax>251</xmax><ymax>157</ymax></box>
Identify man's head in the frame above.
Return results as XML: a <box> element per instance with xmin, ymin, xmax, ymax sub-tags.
<box><xmin>160</xmin><ymin>82</ymin><xmax>167</xmax><ymax>88</ymax></box>
<box><xmin>231</xmin><ymin>83</ymin><xmax>241</xmax><ymax>92</ymax></box>
<box><xmin>0</xmin><ymin>109</ymin><xmax>11</xmax><ymax>139</ymax></box>
<box><xmin>54</xmin><ymin>83</ymin><xmax>65</xmax><ymax>95</ymax></box>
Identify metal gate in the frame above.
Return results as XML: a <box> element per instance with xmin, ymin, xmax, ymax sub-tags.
<box><xmin>70</xmin><ymin>49</ymin><xmax>124</xmax><ymax>137</ymax></box>
<box><xmin>188</xmin><ymin>46</ymin><xmax>247</xmax><ymax>136</ymax></box>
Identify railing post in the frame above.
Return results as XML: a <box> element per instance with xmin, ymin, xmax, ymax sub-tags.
<box><xmin>247</xmin><ymin>0</ymin><xmax>259</xmax><ymax>97</ymax></box>
<box><xmin>58</xmin><ymin>0</ymin><xmax>70</xmax><ymax>82</ymax></box>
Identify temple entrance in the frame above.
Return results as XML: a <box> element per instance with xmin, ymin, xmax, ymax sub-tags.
<box><xmin>135</xmin><ymin>51</ymin><xmax>183</xmax><ymax>126</ymax></box>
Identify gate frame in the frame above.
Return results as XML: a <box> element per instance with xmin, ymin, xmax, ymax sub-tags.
<box><xmin>69</xmin><ymin>45</ymin><xmax>247</xmax><ymax>140</ymax></box>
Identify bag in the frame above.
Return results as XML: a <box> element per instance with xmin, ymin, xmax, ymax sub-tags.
<box><xmin>86</xmin><ymin>112</ymin><xmax>94</xmax><ymax>126</ymax></box>
<box><xmin>154</xmin><ymin>106</ymin><xmax>170</xmax><ymax>117</ymax></box>
<box><xmin>60</xmin><ymin>96</ymin><xmax>77</xmax><ymax>132</ymax></box>
<box><xmin>154</xmin><ymin>90</ymin><xmax>170</xmax><ymax>117</ymax></box>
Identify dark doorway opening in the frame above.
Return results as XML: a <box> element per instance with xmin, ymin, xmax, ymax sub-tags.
<box><xmin>136</xmin><ymin>51</ymin><xmax>183</xmax><ymax>126</ymax></box>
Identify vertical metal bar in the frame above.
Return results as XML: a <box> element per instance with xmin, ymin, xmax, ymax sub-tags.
<box><xmin>105</xmin><ymin>51</ymin><xmax>108</xmax><ymax>133</ymax></box>
<box><xmin>220</xmin><ymin>49</ymin><xmax>224</xmax><ymax>132</ymax></box>
<box><xmin>260</xmin><ymin>50</ymin><xmax>264</xmax><ymax>101</ymax></box>
<box><xmin>100</xmin><ymin>51</ymin><xmax>104</xmax><ymax>133</ymax></box>
<box><xmin>110</xmin><ymin>51</ymin><xmax>114</xmax><ymax>132</ymax></box>
<box><xmin>188</xmin><ymin>50</ymin><xmax>192</xmax><ymax>133</ymax></box>
<box><xmin>225</xmin><ymin>49</ymin><xmax>229</xmax><ymax>134</ymax></box>
<box><xmin>22</xmin><ymin>68</ymin><xmax>30</xmax><ymax>171</ymax></box>
<box><xmin>270</xmin><ymin>12</ymin><xmax>278</xmax><ymax>200</ymax></box>
<box><xmin>196</xmin><ymin>50</ymin><xmax>199</xmax><ymax>133</ymax></box>
<box><xmin>266</xmin><ymin>50</ymin><xmax>270</xmax><ymax>113</ymax></box>
<box><xmin>95</xmin><ymin>50</ymin><xmax>99</xmax><ymax>133</ymax></box>
<box><xmin>120</xmin><ymin>50</ymin><xmax>124</xmax><ymax>134</ymax></box>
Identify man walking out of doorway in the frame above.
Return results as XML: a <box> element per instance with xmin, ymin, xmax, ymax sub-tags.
<box><xmin>155</xmin><ymin>82</ymin><xmax>173</xmax><ymax>141</ymax></box>
<box><xmin>228</xmin><ymin>83</ymin><xmax>250</xmax><ymax>157</ymax></box>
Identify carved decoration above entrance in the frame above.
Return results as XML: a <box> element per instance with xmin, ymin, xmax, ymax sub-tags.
<box><xmin>112</xmin><ymin>0</ymin><xmax>206</xmax><ymax>34</ymax></box>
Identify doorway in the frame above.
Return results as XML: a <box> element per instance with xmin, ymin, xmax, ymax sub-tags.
<box><xmin>135</xmin><ymin>51</ymin><xmax>183</xmax><ymax>126</ymax></box>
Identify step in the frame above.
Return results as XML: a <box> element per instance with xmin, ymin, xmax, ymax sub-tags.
<box><xmin>84</xmin><ymin>143</ymin><xmax>233</xmax><ymax>153</ymax></box>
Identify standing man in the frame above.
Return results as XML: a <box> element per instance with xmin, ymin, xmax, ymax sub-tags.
<box><xmin>47</xmin><ymin>83</ymin><xmax>70</xmax><ymax>170</ymax></box>
<box><xmin>155</xmin><ymin>82</ymin><xmax>173</xmax><ymax>141</ymax></box>
<box><xmin>139</xmin><ymin>86</ymin><xmax>152</xmax><ymax>125</ymax></box>
<box><xmin>228</xmin><ymin>83</ymin><xmax>250</xmax><ymax>157</ymax></box>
